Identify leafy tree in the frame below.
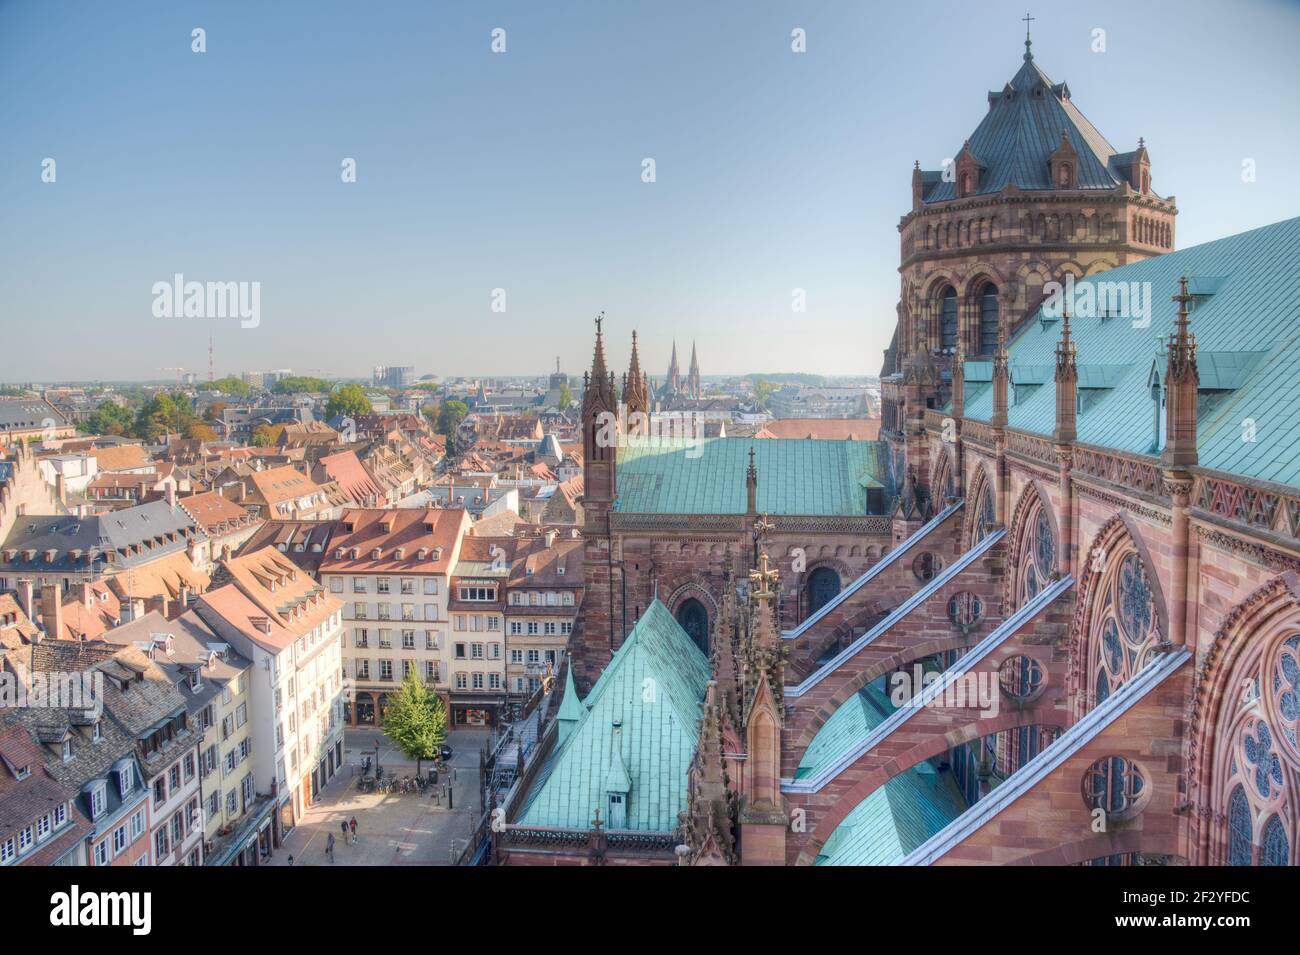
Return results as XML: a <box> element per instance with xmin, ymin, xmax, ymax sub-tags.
<box><xmin>250</xmin><ymin>423</ymin><xmax>285</xmax><ymax>447</ymax></box>
<box><xmin>202</xmin><ymin>401</ymin><xmax>229</xmax><ymax>423</ymax></box>
<box><xmin>210</xmin><ymin>376</ymin><xmax>250</xmax><ymax>397</ymax></box>
<box><xmin>83</xmin><ymin>400</ymin><xmax>135</xmax><ymax>435</ymax></box>
<box><xmin>272</xmin><ymin>376</ymin><xmax>333</xmax><ymax>395</ymax></box>
<box><xmin>325</xmin><ymin>383</ymin><xmax>372</xmax><ymax>419</ymax></box>
<box><xmin>133</xmin><ymin>391</ymin><xmax>198</xmax><ymax>442</ymax></box>
<box><xmin>752</xmin><ymin>379</ymin><xmax>776</xmax><ymax>409</ymax></box>
<box><xmin>186</xmin><ymin>422</ymin><xmax>218</xmax><ymax>442</ymax></box>
<box><xmin>436</xmin><ymin>399</ymin><xmax>469</xmax><ymax>441</ymax></box>
<box><xmin>381</xmin><ymin>670</ymin><xmax>447</xmax><ymax>775</ymax></box>
<box><xmin>557</xmin><ymin>383</ymin><xmax>573</xmax><ymax>408</ymax></box>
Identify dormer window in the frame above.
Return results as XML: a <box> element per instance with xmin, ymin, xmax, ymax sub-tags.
<box><xmin>61</xmin><ymin>738</ymin><xmax>73</xmax><ymax>762</ymax></box>
<box><xmin>189</xmin><ymin>669</ymin><xmax>202</xmax><ymax>691</ymax></box>
<box><xmin>12</xmin><ymin>763</ymin><xmax>31</xmax><ymax>781</ymax></box>
<box><xmin>92</xmin><ymin>720</ymin><xmax>102</xmax><ymax>742</ymax></box>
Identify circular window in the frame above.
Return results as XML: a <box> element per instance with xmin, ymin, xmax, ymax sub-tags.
<box><xmin>913</xmin><ymin>552</ymin><xmax>944</xmax><ymax>582</ymax></box>
<box><xmin>998</xmin><ymin>655</ymin><xmax>1045</xmax><ymax>702</ymax></box>
<box><xmin>948</xmin><ymin>592</ymin><xmax>983</xmax><ymax>631</ymax></box>
<box><xmin>1081</xmin><ymin>756</ymin><xmax>1149</xmax><ymax>822</ymax></box>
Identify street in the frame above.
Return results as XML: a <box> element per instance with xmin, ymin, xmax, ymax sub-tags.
<box><xmin>270</xmin><ymin>727</ymin><xmax>491</xmax><ymax>866</ymax></box>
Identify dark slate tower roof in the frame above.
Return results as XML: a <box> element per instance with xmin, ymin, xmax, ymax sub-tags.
<box><xmin>920</xmin><ymin>45</ymin><xmax>1138</xmax><ymax>203</ymax></box>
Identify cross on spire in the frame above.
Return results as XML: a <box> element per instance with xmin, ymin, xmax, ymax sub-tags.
<box><xmin>1022</xmin><ymin>12</ymin><xmax>1035</xmax><ymax>60</ymax></box>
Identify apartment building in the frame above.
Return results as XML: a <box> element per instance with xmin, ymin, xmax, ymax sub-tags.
<box><xmin>504</xmin><ymin>530</ymin><xmax>583</xmax><ymax>705</ymax></box>
<box><xmin>103</xmin><ymin>609</ymin><xmax>275</xmax><ymax>866</ymax></box>
<box><xmin>195</xmin><ymin>546</ymin><xmax>344</xmax><ymax>832</ymax></box>
<box><xmin>447</xmin><ymin>536</ymin><xmax>513</xmax><ymax>727</ymax></box>
<box><xmin>1</xmin><ymin>640</ymin><xmax>178</xmax><ymax>867</ymax></box>
<box><xmin>0</xmin><ymin>720</ymin><xmax>92</xmax><ymax>866</ymax></box>
<box><xmin>318</xmin><ymin>507</ymin><xmax>469</xmax><ymax>727</ymax></box>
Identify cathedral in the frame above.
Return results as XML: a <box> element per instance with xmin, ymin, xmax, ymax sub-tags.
<box><xmin>491</xmin><ymin>36</ymin><xmax>1300</xmax><ymax>867</ymax></box>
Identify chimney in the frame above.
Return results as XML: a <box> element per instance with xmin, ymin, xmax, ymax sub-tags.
<box><xmin>79</xmin><ymin>582</ymin><xmax>93</xmax><ymax>608</ymax></box>
<box><xmin>41</xmin><ymin>584</ymin><xmax>64</xmax><ymax>641</ymax></box>
<box><xmin>166</xmin><ymin>482</ymin><xmax>177</xmax><ymax>508</ymax></box>
<box><xmin>55</xmin><ymin>472</ymin><xmax>67</xmax><ymax>507</ymax></box>
<box><xmin>17</xmin><ymin>579</ymin><xmax>34</xmax><ymax>622</ymax></box>
<box><xmin>544</xmin><ymin>529</ymin><xmax>557</xmax><ymax>548</ymax></box>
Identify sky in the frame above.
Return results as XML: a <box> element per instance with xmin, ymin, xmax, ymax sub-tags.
<box><xmin>2</xmin><ymin>0</ymin><xmax>1299</xmax><ymax>384</ymax></box>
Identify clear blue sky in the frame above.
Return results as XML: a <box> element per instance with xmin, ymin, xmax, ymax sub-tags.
<box><xmin>2</xmin><ymin>0</ymin><xmax>1298</xmax><ymax>384</ymax></box>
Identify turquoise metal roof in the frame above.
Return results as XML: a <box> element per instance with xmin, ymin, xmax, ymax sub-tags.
<box><xmin>963</xmin><ymin>216</ymin><xmax>1300</xmax><ymax>487</ymax></box>
<box><xmin>614</xmin><ymin>437</ymin><xmax>888</xmax><ymax>515</ymax></box>
<box><xmin>795</xmin><ymin>680</ymin><xmax>895</xmax><ymax>780</ymax></box>
<box><xmin>815</xmin><ymin>761</ymin><xmax>968</xmax><ymax>866</ymax></box>
<box><xmin>517</xmin><ymin>599</ymin><xmax>710</xmax><ymax>832</ymax></box>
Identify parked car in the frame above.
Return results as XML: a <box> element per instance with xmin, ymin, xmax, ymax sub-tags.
<box><xmin>440</xmin><ymin>744</ymin><xmax>453</xmax><ymax>762</ymax></box>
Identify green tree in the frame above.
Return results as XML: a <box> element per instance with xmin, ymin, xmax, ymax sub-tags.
<box><xmin>250</xmin><ymin>423</ymin><xmax>285</xmax><ymax>447</ymax></box>
<box><xmin>83</xmin><ymin>400</ymin><xmax>135</xmax><ymax>435</ymax></box>
<box><xmin>752</xmin><ymin>379</ymin><xmax>776</xmax><ymax>409</ymax></box>
<box><xmin>557</xmin><ymin>383</ymin><xmax>573</xmax><ymax>408</ymax></box>
<box><xmin>436</xmin><ymin>399</ymin><xmax>469</xmax><ymax>441</ymax></box>
<box><xmin>325</xmin><ymin>383</ymin><xmax>372</xmax><ymax>419</ymax></box>
<box><xmin>272</xmin><ymin>376</ymin><xmax>333</xmax><ymax>395</ymax></box>
<box><xmin>381</xmin><ymin>670</ymin><xmax>448</xmax><ymax>775</ymax></box>
<box><xmin>210</xmin><ymin>376</ymin><xmax>250</xmax><ymax>397</ymax></box>
<box><xmin>133</xmin><ymin>391</ymin><xmax>197</xmax><ymax>441</ymax></box>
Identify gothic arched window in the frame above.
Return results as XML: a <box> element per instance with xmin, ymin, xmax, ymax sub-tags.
<box><xmin>1262</xmin><ymin>815</ymin><xmax>1291</xmax><ymax>866</ymax></box>
<box><xmin>939</xmin><ymin>287</ymin><xmax>958</xmax><ymax>351</ymax></box>
<box><xmin>1089</xmin><ymin>552</ymin><xmax>1160</xmax><ymax>700</ymax></box>
<box><xmin>979</xmin><ymin>285</ymin><xmax>1000</xmax><ymax>355</ymax></box>
<box><xmin>1217</xmin><ymin>634</ymin><xmax>1300</xmax><ymax>867</ymax></box>
<box><xmin>1227</xmin><ymin>786</ymin><xmax>1252</xmax><ymax>866</ymax></box>
<box><xmin>1019</xmin><ymin>504</ymin><xmax>1056</xmax><ymax>605</ymax></box>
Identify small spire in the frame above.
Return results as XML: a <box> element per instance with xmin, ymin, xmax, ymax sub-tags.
<box><xmin>1022</xmin><ymin>12</ymin><xmax>1035</xmax><ymax>61</ymax></box>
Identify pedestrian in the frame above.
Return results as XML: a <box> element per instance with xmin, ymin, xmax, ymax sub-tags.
<box><xmin>349</xmin><ymin>816</ymin><xmax>357</xmax><ymax>841</ymax></box>
<box><xmin>326</xmin><ymin>832</ymin><xmax>335</xmax><ymax>863</ymax></box>
<box><xmin>287</xmin><ymin>855</ymin><xmax>294</xmax><ymax>867</ymax></box>
<box><xmin>341</xmin><ymin>819</ymin><xmax>351</xmax><ymax>845</ymax></box>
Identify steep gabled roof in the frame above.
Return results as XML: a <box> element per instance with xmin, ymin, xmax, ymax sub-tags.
<box><xmin>517</xmin><ymin>599</ymin><xmax>710</xmax><ymax>832</ymax></box>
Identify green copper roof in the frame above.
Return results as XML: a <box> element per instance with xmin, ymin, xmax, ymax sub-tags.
<box><xmin>557</xmin><ymin>660</ymin><xmax>583</xmax><ymax>724</ymax></box>
<box><xmin>614</xmin><ymin>437</ymin><xmax>889</xmax><ymax>515</ymax></box>
<box><xmin>796</xmin><ymin>680</ymin><xmax>895</xmax><ymax>780</ymax></box>
<box><xmin>518</xmin><ymin>599</ymin><xmax>710</xmax><ymax>832</ymax></box>
<box><xmin>815</xmin><ymin>761</ymin><xmax>968</xmax><ymax>866</ymax></box>
<box><xmin>961</xmin><ymin>216</ymin><xmax>1300</xmax><ymax>487</ymax></box>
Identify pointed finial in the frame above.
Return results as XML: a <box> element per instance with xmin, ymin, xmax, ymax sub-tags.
<box><xmin>914</xmin><ymin>159</ymin><xmax>920</xmax><ymax>170</ymax></box>
<box><xmin>1172</xmin><ymin>274</ymin><xmax>1193</xmax><ymax>333</ymax></box>
<box><xmin>1022</xmin><ymin>12</ymin><xmax>1035</xmax><ymax>60</ymax></box>
<box><xmin>1138</xmin><ymin>137</ymin><xmax>1146</xmax><ymax>149</ymax></box>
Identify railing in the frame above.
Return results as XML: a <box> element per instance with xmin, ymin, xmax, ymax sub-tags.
<box><xmin>498</xmin><ymin>825</ymin><xmax>676</xmax><ymax>856</ymax></box>
<box><xmin>923</xmin><ymin>409</ymin><xmax>948</xmax><ymax>434</ymax></box>
<box><xmin>962</xmin><ymin>419</ymin><xmax>993</xmax><ymax>448</ymax></box>
<box><xmin>1072</xmin><ymin>443</ymin><xmax>1165</xmax><ymax>499</ymax></box>
<box><xmin>1005</xmin><ymin>429</ymin><xmax>1058</xmax><ymax>468</ymax></box>
<box><xmin>1191</xmin><ymin>467</ymin><xmax>1300</xmax><ymax>545</ymax></box>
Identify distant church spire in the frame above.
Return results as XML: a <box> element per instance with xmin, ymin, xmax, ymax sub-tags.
<box><xmin>625</xmin><ymin>330</ymin><xmax>649</xmax><ymax>420</ymax></box>
<box><xmin>688</xmin><ymin>341</ymin><xmax>701</xmax><ymax>399</ymax></box>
